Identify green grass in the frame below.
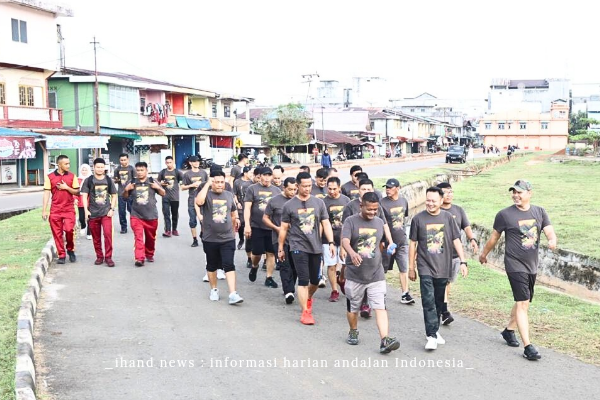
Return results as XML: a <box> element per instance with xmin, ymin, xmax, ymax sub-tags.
<box><xmin>387</xmin><ymin>261</ymin><xmax>600</xmax><ymax>365</ymax></box>
<box><xmin>0</xmin><ymin>208</ymin><xmax>50</xmax><ymax>400</ymax></box>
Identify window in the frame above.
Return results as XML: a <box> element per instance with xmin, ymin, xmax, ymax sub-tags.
<box><xmin>420</xmin><ymin>108</ymin><xmax>425</xmax><ymax>112</ymax></box>
<box><xmin>541</xmin><ymin>122</ymin><xmax>549</xmax><ymax>130</ymax></box>
<box><xmin>498</xmin><ymin>122</ymin><xmax>505</xmax><ymax>130</ymax></box>
<box><xmin>48</xmin><ymin>91</ymin><xmax>57</xmax><ymax>108</ymax></box>
<box><xmin>19</xmin><ymin>86</ymin><xmax>34</xmax><ymax>106</ymax></box>
<box><xmin>0</xmin><ymin>83</ymin><xmax>5</xmax><ymax>104</ymax></box>
<box><xmin>108</xmin><ymin>85</ymin><xmax>139</xmax><ymax>112</ymax></box>
<box><xmin>410</xmin><ymin>108</ymin><xmax>415</xmax><ymax>112</ymax></box>
<box><xmin>520</xmin><ymin>122</ymin><xmax>527</xmax><ymax>130</ymax></box>
<box><xmin>11</xmin><ymin>19</ymin><xmax>27</xmax><ymax>43</ymax></box>
<box><xmin>484</xmin><ymin>123</ymin><xmax>491</xmax><ymax>130</ymax></box>
<box><xmin>507</xmin><ymin>122</ymin><xmax>512</xmax><ymax>130</ymax></box>
<box><xmin>370</xmin><ymin>121</ymin><xmax>375</xmax><ymax>130</ymax></box>
<box><xmin>140</xmin><ymin>97</ymin><xmax>146</xmax><ymax>113</ymax></box>
<box><xmin>224</xmin><ymin>104</ymin><xmax>231</xmax><ymax>118</ymax></box>
<box><xmin>211</xmin><ymin>102</ymin><xmax>217</xmax><ymax>117</ymax></box>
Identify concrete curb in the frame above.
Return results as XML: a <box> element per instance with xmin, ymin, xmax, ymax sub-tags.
<box><xmin>14</xmin><ymin>239</ymin><xmax>56</xmax><ymax>400</ymax></box>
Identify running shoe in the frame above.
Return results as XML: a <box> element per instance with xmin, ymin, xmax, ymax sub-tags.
<box><xmin>347</xmin><ymin>329</ymin><xmax>359</xmax><ymax>345</ymax></box>
<box><xmin>329</xmin><ymin>290</ymin><xmax>340</xmax><ymax>302</ymax></box>
<box><xmin>191</xmin><ymin>238</ymin><xmax>199</xmax><ymax>247</ymax></box>
<box><xmin>425</xmin><ymin>336</ymin><xmax>438</xmax><ymax>350</ymax></box>
<box><xmin>162</xmin><ymin>231</ymin><xmax>172</xmax><ymax>237</ymax></box>
<box><xmin>105</xmin><ymin>259</ymin><xmax>115</xmax><ymax>268</ymax></box>
<box><xmin>285</xmin><ymin>293</ymin><xmax>295</xmax><ymax>304</ymax></box>
<box><xmin>300</xmin><ymin>310</ymin><xmax>315</xmax><ymax>325</ymax></box>
<box><xmin>249</xmin><ymin>267</ymin><xmax>258</xmax><ymax>282</ymax></box>
<box><xmin>217</xmin><ymin>269</ymin><xmax>226</xmax><ymax>280</ymax></box>
<box><xmin>146</xmin><ymin>256</ymin><xmax>154</xmax><ymax>263</ymax></box>
<box><xmin>523</xmin><ymin>344</ymin><xmax>542</xmax><ymax>360</ymax></box>
<box><xmin>209</xmin><ymin>288</ymin><xmax>219</xmax><ymax>301</ymax></box>
<box><xmin>441</xmin><ymin>311</ymin><xmax>454</xmax><ymax>325</ymax></box>
<box><xmin>172</xmin><ymin>230</ymin><xmax>179</xmax><ymax>236</ymax></box>
<box><xmin>57</xmin><ymin>258</ymin><xmax>66</xmax><ymax>264</ymax></box>
<box><xmin>134</xmin><ymin>260</ymin><xmax>144</xmax><ymax>268</ymax></box>
<box><xmin>261</xmin><ymin>261</ymin><xmax>267</xmax><ymax>271</ymax></box>
<box><xmin>86</xmin><ymin>235</ymin><xmax>92</xmax><ymax>240</ymax></box>
<box><xmin>501</xmin><ymin>328</ymin><xmax>520</xmax><ymax>347</ymax></box>
<box><xmin>380</xmin><ymin>337</ymin><xmax>400</xmax><ymax>354</ymax></box>
<box><xmin>94</xmin><ymin>257</ymin><xmax>104</xmax><ymax>265</ymax></box>
<box><xmin>436</xmin><ymin>332</ymin><xmax>445</xmax><ymax>345</ymax></box>
<box><xmin>246</xmin><ymin>259</ymin><xmax>252</xmax><ymax>269</ymax></box>
<box><xmin>203</xmin><ymin>273</ymin><xmax>209</xmax><ymax>282</ymax></box>
<box><xmin>400</xmin><ymin>292</ymin><xmax>416</xmax><ymax>305</ymax></box>
<box><xmin>67</xmin><ymin>251</ymin><xmax>77</xmax><ymax>263</ymax></box>
<box><xmin>228</xmin><ymin>292</ymin><xmax>243</xmax><ymax>305</ymax></box>
<box><xmin>360</xmin><ymin>304</ymin><xmax>371</xmax><ymax>318</ymax></box>
<box><xmin>264</xmin><ymin>277</ymin><xmax>278</xmax><ymax>288</ymax></box>
<box><xmin>318</xmin><ymin>278</ymin><xmax>326</xmax><ymax>288</ymax></box>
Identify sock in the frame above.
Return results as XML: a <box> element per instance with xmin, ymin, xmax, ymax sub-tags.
<box><xmin>402</xmin><ymin>291</ymin><xmax>408</xmax><ymax>296</ymax></box>
<box><xmin>442</xmin><ymin>302</ymin><xmax>448</xmax><ymax>313</ymax></box>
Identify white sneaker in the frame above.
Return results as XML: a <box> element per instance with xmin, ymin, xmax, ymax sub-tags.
<box><xmin>425</xmin><ymin>336</ymin><xmax>438</xmax><ymax>350</ymax></box>
<box><xmin>80</xmin><ymin>228</ymin><xmax>86</xmax><ymax>237</ymax></box>
<box><xmin>318</xmin><ymin>278</ymin><xmax>326</xmax><ymax>288</ymax></box>
<box><xmin>217</xmin><ymin>269</ymin><xmax>226</xmax><ymax>280</ymax></box>
<box><xmin>228</xmin><ymin>292</ymin><xmax>244</xmax><ymax>304</ymax></box>
<box><xmin>203</xmin><ymin>273</ymin><xmax>209</xmax><ymax>282</ymax></box>
<box><xmin>436</xmin><ymin>332</ymin><xmax>446</xmax><ymax>345</ymax></box>
<box><xmin>209</xmin><ymin>288</ymin><xmax>219</xmax><ymax>301</ymax></box>
<box><xmin>86</xmin><ymin>235</ymin><xmax>92</xmax><ymax>240</ymax></box>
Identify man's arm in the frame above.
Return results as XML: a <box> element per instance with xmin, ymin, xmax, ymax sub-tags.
<box><xmin>383</xmin><ymin>224</ymin><xmax>393</xmax><ymax>246</ymax></box>
<box><xmin>321</xmin><ymin>219</ymin><xmax>335</xmax><ymax>243</ymax></box>
<box><xmin>464</xmin><ymin>226</ymin><xmax>479</xmax><ymax>253</ymax></box>
<box><xmin>453</xmin><ymin>238</ymin><xmax>468</xmax><ymax>278</ymax></box>
<box><xmin>244</xmin><ymin>201</ymin><xmax>252</xmax><ymax>228</ymax></box>
<box><xmin>277</xmin><ymin>222</ymin><xmax>290</xmax><ymax>261</ymax></box>
<box><xmin>543</xmin><ymin>225</ymin><xmax>557</xmax><ymax>250</ymax></box>
<box><xmin>231</xmin><ymin>210</ymin><xmax>239</xmax><ymax>234</ymax></box>
<box><xmin>42</xmin><ymin>190</ymin><xmax>51</xmax><ymax>220</ymax></box>
<box><xmin>262</xmin><ymin>214</ymin><xmax>279</xmax><ymax>233</ymax></box>
<box><xmin>408</xmin><ymin>240</ymin><xmax>418</xmax><ymax>281</ymax></box>
<box><xmin>479</xmin><ymin>230</ymin><xmax>502</xmax><ymax>264</ymax></box>
<box><xmin>195</xmin><ymin>179</ymin><xmax>212</xmax><ymax>206</ymax></box>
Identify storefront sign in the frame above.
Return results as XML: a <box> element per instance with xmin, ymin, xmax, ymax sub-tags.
<box><xmin>45</xmin><ymin>135</ymin><xmax>109</xmax><ymax>150</ymax></box>
<box><xmin>0</xmin><ymin>137</ymin><xmax>36</xmax><ymax>160</ymax></box>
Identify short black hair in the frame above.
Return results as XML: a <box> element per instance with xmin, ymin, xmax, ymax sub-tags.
<box><xmin>283</xmin><ymin>177</ymin><xmax>297</xmax><ymax>187</ymax></box>
<box><xmin>316</xmin><ymin>168</ymin><xmax>329</xmax><ymax>179</ymax></box>
<box><xmin>119</xmin><ymin>153</ymin><xmax>129</xmax><ymax>159</ymax></box>
<box><xmin>93</xmin><ymin>157</ymin><xmax>106</xmax><ymax>165</ymax></box>
<box><xmin>358</xmin><ymin>178</ymin><xmax>374</xmax><ymax>188</ymax></box>
<box><xmin>356</xmin><ymin>172</ymin><xmax>369</xmax><ymax>181</ymax></box>
<box><xmin>135</xmin><ymin>162</ymin><xmax>148</xmax><ymax>169</ymax></box>
<box><xmin>327</xmin><ymin>177</ymin><xmax>341</xmax><ymax>186</ymax></box>
<box><xmin>327</xmin><ymin>167</ymin><xmax>337</xmax><ymax>174</ymax></box>
<box><xmin>253</xmin><ymin>167</ymin><xmax>261</xmax><ymax>176</ymax></box>
<box><xmin>436</xmin><ymin>182</ymin><xmax>452</xmax><ymax>189</ymax></box>
<box><xmin>165</xmin><ymin>156</ymin><xmax>173</xmax><ymax>161</ymax></box>
<box><xmin>361</xmin><ymin>192</ymin><xmax>379</xmax><ymax>204</ymax></box>
<box><xmin>427</xmin><ymin>186</ymin><xmax>444</xmax><ymax>197</ymax></box>
<box><xmin>56</xmin><ymin>155</ymin><xmax>69</xmax><ymax>163</ymax></box>
<box><xmin>296</xmin><ymin>171</ymin><xmax>312</xmax><ymax>183</ymax></box>
<box><xmin>210</xmin><ymin>170</ymin><xmax>226</xmax><ymax>178</ymax></box>
<box><xmin>238</xmin><ymin>153</ymin><xmax>248</xmax><ymax>161</ymax></box>
<box><xmin>299</xmin><ymin>165</ymin><xmax>310</xmax><ymax>173</ymax></box>
<box><xmin>350</xmin><ymin>165</ymin><xmax>362</xmax><ymax>175</ymax></box>
<box><xmin>273</xmin><ymin>165</ymin><xmax>285</xmax><ymax>173</ymax></box>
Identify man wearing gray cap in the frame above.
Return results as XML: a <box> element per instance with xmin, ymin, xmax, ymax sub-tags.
<box><xmin>480</xmin><ymin>179</ymin><xmax>557</xmax><ymax>361</ymax></box>
<box><xmin>181</xmin><ymin>155</ymin><xmax>208</xmax><ymax>248</ymax></box>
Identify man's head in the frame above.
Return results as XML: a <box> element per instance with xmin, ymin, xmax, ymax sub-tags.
<box><xmin>315</xmin><ymin>168</ymin><xmax>329</xmax><ymax>188</ymax></box>
<box><xmin>360</xmin><ymin>192</ymin><xmax>380</xmax><ymax>220</ymax></box>
<box><xmin>350</xmin><ymin>165</ymin><xmax>362</xmax><ymax>184</ymax></box>
<box><xmin>238</xmin><ymin>153</ymin><xmax>248</xmax><ymax>165</ymax></box>
<box><xmin>383</xmin><ymin>178</ymin><xmax>401</xmax><ymax>199</ymax></box>
<box><xmin>135</xmin><ymin>162</ymin><xmax>148</xmax><ymax>179</ymax></box>
<box><xmin>242</xmin><ymin>166</ymin><xmax>253</xmax><ymax>180</ymax></box>
<box><xmin>56</xmin><ymin>155</ymin><xmax>70</xmax><ymax>172</ymax></box>
<box><xmin>272</xmin><ymin>165</ymin><xmax>284</xmax><ymax>187</ymax></box>
<box><xmin>260</xmin><ymin>167</ymin><xmax>273</xmax><ymax>186</ymax></box>
<box><xmin>93</xmin><ymin>157</ymin><xmax>106</xmax><ymax>176</ymax></box>
<box><xmin>165</xmin><ymin>156</ymin><xmax>175</xmax><ymax>170</ymax></box>
<box><xmin>283</xmin><ymin>177</ymin><xmax>298</xmax><ymax>198</ymax></box>
<box><xmin>210</xmin><ymin>170</ymin><xmax>226</xmax><ymax>194</ymax></box>
<box><xmin>188</xmin><ymin>155</ymin><xmax>200</xmax><ymax>169</ymax></box>
<box><xmin>296</xmin><ymin>172</ymin><xmax>313</xmax><ymax>197</ymax></box>
<box><xmin>253</xmin><ymin>167</ymin><xmax>261</xmax><ymax>183</ymax></box>
<box><xmin>119</xmin><ymin>153</ymin><xmax>129</xmax><ymax>167</ymax></box>
<box><xmin>425</xmin><ymin>186</ymin><xmax>444</xmax><ymax>214</ymax></box>
<box><xmin>509</xmin><ymin>179</ymin><xmax>532</xmax><ymax>208</ymax></box>
<box><xmin>327</xmin><ymin>167</ymin><xmax>338</xmax><ymax>178</ymax></box>
<box><xmin>436</xmin><ymin>182</ymin><xmax>453</xmax><ymax>206</ymax></box>
<box><xmin>358</xmin><ymin>178</ymin><xmax>374</xmax><ymax>199</ymax></box>
<box><xmin>327</xmin><ymin>177</ymin><xmax>341</xmax><ymax>198</ymax></box>
<box><xmin>299</xmin><ymin>165</ymin><xmax>310</xmax><ymax>174</ymax></box>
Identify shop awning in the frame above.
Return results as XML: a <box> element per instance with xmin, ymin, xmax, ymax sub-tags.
<box><xmin>175</xmin><ymin>116</ymin><xmax>189</xmax><ymax>129</ymax></box>
<box><xmin>135</xmin><ymin>136</ymin><xmax>168</xmax><ymax>146</ymax></box>
<box><xmin>45</xmin><ymin>135</ymin><xmax>109</xmax><ymax>149</ymax></box>
<box><xmin>100</xmin><ymin>127</ymin><xmax>141</xmax><ymax>140</ymax></box>
<box><xmin>186</xmin><ymin>118</ymin><xmax>211</xmax><ymax>130</ymax></box>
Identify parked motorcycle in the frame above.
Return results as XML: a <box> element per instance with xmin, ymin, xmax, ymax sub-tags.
<box><xmin>335</xmin><ymin>152</ymin><xmax>346</xmax><ymax>162</ymax></box>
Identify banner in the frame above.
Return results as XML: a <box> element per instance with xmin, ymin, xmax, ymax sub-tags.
<box><xmin>45</xmin><ymin>135</ymin><xmax>109</xmax><ymax>150</ymax></box>
<box><xmin>0</xmin><ymin>137</ymin><xmax>37</xmax><ymax>160</ymax></box>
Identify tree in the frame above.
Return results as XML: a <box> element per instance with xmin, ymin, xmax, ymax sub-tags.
<box><xmin>253</xmin><ymin>103</ymin><xmax>309</xmax><ymax>146</ymax></box>
<box><xmin>570</xmin><ymin>117</ymin><xmax>600</xmax><ymax>154</ymax></box>
<box><xmin>569</xmin><ymin>111</ymin><xmax>589</xmax><ymax>136</ymax></box>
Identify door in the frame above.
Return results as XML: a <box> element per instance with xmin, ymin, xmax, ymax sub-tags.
<box><xmin>172</xmin><ymin>94</ymin><xmax>184</xmax><ymax>115</ymax></box>
<box><xmin>174</xmin><ymin>136</ymin><xmax>193</xmax><ymax>169</ymax></box>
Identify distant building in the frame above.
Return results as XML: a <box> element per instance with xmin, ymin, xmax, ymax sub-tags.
<box><xmin>487</xmin><ymin>78</ymin><xmax>570</xmax><ymax>113</ymax></box>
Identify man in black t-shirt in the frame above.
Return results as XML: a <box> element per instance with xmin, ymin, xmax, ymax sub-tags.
<box><xmin>181</xmin><ymin>155</ymin><xmax>208</xmax><ymax>248</ymax></box>
<box><xmin>229</xmin><ymin>153</ymin><xmax>248</xmax><ymax>187</ymax></box>
<box><xmin>234</xmin><ymin>166</ymin><xmax>254</xmax><ymax>255</ymax></box>
<box><xmin>480</xmin><ymin>180</ymin><xmax>557</xmax><ymax>361</ymax></box>
<box><xmin>113</xmin><ymin>153</ymin><xmax>136</xmax><ymax>234</ymax></box>
<box><xmin>341</xmin><ymin>165</ymin><xmax>362</xmax><ymax>200</ymax></box>
<box><xmin>158</xmin><ymin>156</ymin><xmax>184</xmax><ymax>237</ymax></box>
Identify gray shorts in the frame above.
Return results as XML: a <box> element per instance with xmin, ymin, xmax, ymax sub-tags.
<box><xmin>382</xmin><ymin>243</ymin><xmax>408</xmax><ymax>273</ymax></box>
<box><xmin>345</xmin><ymin>279</ymin><xmax>387</xmax><ymax>313</ymax></box>
<box><xmin>448</xmin><ymin>257</ymin><xmax>461</xmax><ymax>283</ymax></box>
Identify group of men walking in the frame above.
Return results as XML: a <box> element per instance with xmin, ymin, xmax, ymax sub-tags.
<box><xmin>43</xmin><ymin>152</ymin><xmax>556</xmax><ymax>359</ymax></box>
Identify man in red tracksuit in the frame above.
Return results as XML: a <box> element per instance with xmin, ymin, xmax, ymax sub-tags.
<box><xmin>82</xmin><ymin>158</ymin><xmax>118</xmax><ymax>267</ymax></box>
<box><xmin>42</xmin><ymin>155</ymin><xmax>80</xmax><ymax>264</ymax></box>
<box><xmin>123</xmin><ymin>162</ymin><xmax>166</xmax><ymax>267</ymax></box>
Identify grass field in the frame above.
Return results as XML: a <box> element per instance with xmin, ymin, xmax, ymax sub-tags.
<box><xmin>0</xmin><ymin>208</ymin><xmax>49</xmax><ymax>400</ymax></box>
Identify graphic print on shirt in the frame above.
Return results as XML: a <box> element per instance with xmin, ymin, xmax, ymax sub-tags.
<box><xmin>349</xmin><ymin>189</ymin><xmax>359</xmax><ymax>200</ymax></box>
<box><xmin>329</xmin><ymin>206</ymin><xmax>345</xmax><ymax>229</ymax></box>
<box><xmin>164</xmin><ymin>175</ymin><xmax>175</xmax><ymax>189</ymax></box>
<box><xmin>298</xmin><ymin>208</ymin><xmax>316</xmax><ymax>235</ymax></box>
<box><xmin>135</xmin><ymin>185</ymin><xmax>149</xmax><ymax>205</ymax></box>
<box><xmin>390</xmin><ymin>206</ymin><xmax>405</xmax><ymax>230</ymax></box>
<box><xmin>212</xmin><ymin>199</ymin><xmax>228</xmax><ymax>224</ymax></box>
<box><xmin>94</xmin><ymin>184</ymin><xmax>108</xmax><ymax>205</ymax></box>
<box><xmin>315</xmin><ymin>193</ymin><xmax>326</xmax><ymax>199</ymax></box>
<box><xmin>357</xmin><ymin>228</ymin><xmax>378</xmax><ymax>259</ymax></box>
<box><xmin>119</xmin><ymin>170</ymin><xmax>129</xmax><ymax>185</ymax></box>
<box><xmin>426</xmin><ymin>223</ymin><xmax>445</xmax><ymax>254</ymax></box>
<box><xmin>519</xmin><ymin>219</ymin><xmax>538</xmax><ymax>250</ymax></box>
<box><xmin>258</xmin><ymin>191</ymin><xmax>274</xmax><ymax>211</ymax></box>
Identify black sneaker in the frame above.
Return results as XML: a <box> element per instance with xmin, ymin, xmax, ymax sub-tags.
<box><xmin>400</xmin><ymin>292</ymin><xmax>416</xmax><ymax>305</ymax></box>
<box><xmin>134</xmin><ymin>260</ymin><xmax>145</xmax><ymax>268</ymax></box>
<box><xmin>285</xmin><ymin>293</ymin><xmax>295</xmax><ymax>304</ymax></box>
<box><xmin>442</xmin><ymin>311</ymin><xmax>454</xmax><ymax>325</ymax></box>
<box><xmin>249</xmin><ymin>267</ymin><xmax>258</xmax><ymax>282</ymax></box>
<box><xmin>57</xmin><ymin>258</ymin><xmax>66</xmax><ymax>264</ymax></box>
<box><xmin>191</xmin><ymin>238</ymin><xmax>199</xmax><ymax>248</ymax></box>
<box><xmin>246</xmin><ymin>259</ymin><xmax>252</xmax><ymax>269</ymax></box>
<box><xmin>347</xmin><ymin>329</ymin><xmax>359</xmax><ymax>345</ymax></box>
<box><xmin>67</xmin><ymin>251</ymin><xmax>77</xmax><ymax>263</ymax></box>
<box><xmin>261</xmin><ymin>261</ymin><xmax>267</xmax><ymax>271</ymax></box>
<box><xmin>237</xmin><ymin>239</ymin><xmax>244</xmax><ymax>250</ymax></box>
<box><xmin>523</xmin><ymin>344</ymin><xmax>542</xmax><ymax>360</ymax></box>
<box><xmin>120</xmin><ymin>229</ymin><xmax>127</xmax><ymax>234</ymax></box>
<box><xmin>501</xmin><ymin>328</ymin><xmax>520</xmax><ymax>347</ymax></box>
<box><xmin>380</xmin><ymin>336</ymin><xmax>400</xmax><ymax>354</ymax></box>
<box><xmin>265</xmin><ymin>277</ymin><xmax>278</xmax><ymax>288</ymax></box>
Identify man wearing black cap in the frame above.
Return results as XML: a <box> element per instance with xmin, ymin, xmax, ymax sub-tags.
<box><xmin>480</xmin><ymin>179</ymin><xmax>557</xmax><ymax>361</ymax></box>
<box><xmin>380</xmin><ymin>178</ymin><xmax>415</xmax><ymax>305</ymax></box>
<box><xmin>181</xmin><ymin>155</ymin><xmax>208</xmax><ymax>247</ymax></box>
<box><xmin>233</xmin><ymin>166</ymin><xmax>254</xmax><ymax>254</ymax></box>
<box><xmin>244</xmin><ymin>166</ymin><xmax>281</xmax><ymax>288</ymax></box>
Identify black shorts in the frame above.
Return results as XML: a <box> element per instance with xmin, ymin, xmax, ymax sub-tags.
<box><xmin>291</xmin><ymin>251</ymin><xmax>321</xmax><ymax>287</ymax></box>
<box><xmin>203</xmin><ymin>240</ymin><xmax>236</xmax><ymax>273</ymax></box>
<box><xmin>507</xmin><ymin>272</ymin><xmax>536</xmax><ymax>302</ymax></box>
<box><xmin>251</xmin><ymin>228</ymin><xmax>275</xmax><ymax>255</ymax></box>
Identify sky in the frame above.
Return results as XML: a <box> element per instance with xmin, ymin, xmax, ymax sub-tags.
<box><xmin>54</xmin><ymin>0</ymin><xmax>597</xmax><ymax>106</ymax></box>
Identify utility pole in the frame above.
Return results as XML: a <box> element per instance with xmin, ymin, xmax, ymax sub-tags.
<box><xmin>301</xmin><ymin>72</ymin><xmax>319</xmax><ymax>142</ymax></box>
<box><xmin>91</xmin><ymin>37</ymin><xmax>100</xmax><ymax>135</ymax></box>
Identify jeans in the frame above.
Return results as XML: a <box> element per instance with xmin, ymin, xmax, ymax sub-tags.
<box><xmin>419</xmin><ymin>275</ymin><xmax>448</xmax><ymax>338</ymax></box>
<box><xmin>118</xmin><ymin>196</ymin><xmax>133</xmax><ymax>231</ymax></box>
<box><xmin>162</xmin><ymin>199</ymin><xmax>179</xmax><ymax>232</ymax></box>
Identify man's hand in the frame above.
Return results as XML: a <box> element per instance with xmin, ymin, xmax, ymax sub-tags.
<box><xmin>56</xmin><ymin>180</ymin><xmax>69</xmax><ymax>190</ymax></box>
<box><xmin>329</xmin><ymin>243</ymin><xmax>336</xmax><ymax>258</ymax></box>
<box><xmin>124</xmin><ymin>182</ymin><xmax>135</xmax><ymax>192</ymax></box>
<box><xmin>386</xmin><ymin>243</ymin><xmax>397</xmax><ymax>255</ymax></box>
<box><xmin>479</xmin><ymin>253</ymin><xmax>488</xmax><ymax>264</ymax></box>
<box><xmin>151</xmin><ymin>181</ymin><xmax>163</xmax><ymax>191</ymax></box>
<box><xmin>460</xmin><ymin>263</ymin><xmax>468</xmax><ymax>278</ymax></box>
<box><xmin>339</xmin><ymin>248</ymin><xmax>346</xmax><ymax>261</ymax></box>
<box><xmin>160</xmin><ymin>180</ymin><xmax>169</xmax><ymax>187</ymax></box>
<box><xmin>207</xmin><ymin>176</ymin><xmax>214</xmax><ymax>187</ymax></box>
<box><xmin>244</xmin><ymin>225</ymin><xmax>252</xmax><ymax>239</ymax></box>
<box><xmin>470</xmin><ymin>240</ymin><xmax>479</xmax><ymax>253</ymax></box>
<box><xmin>85</xmin><ymin>209</ymin><xmax>91</xmax><ymax>220</ymax></box>
<box><xmin>278</xmin><ymin>248</ymin><xmax>286</xmax><ymax>262</ymax></box>
<box><xmin>107</xmin><ymin>209</ymin><xmax>114</xmax><ymax>218</ymax></box>
<box><xmin>547</xmin><ymin>238</ymin><xmax>557</xmax><ymax>250</ymax></box>
<box><xmin>408</xmin><ymin>269</ymin><xmax>417</xmax><ymax>281</ymax></box>
<box><xmin>42</xmin><ymin>210</ymin><xmax>48</xmax><ymax>221</ymax></box>
<box><xmin>350</xmin><ymin>251</ymin><xmax>362</xmax><ymax>267</ymax></box>
<box><xmin>234</xmin><ymin>218</ymin><xmax>240</xmax><ymax>231</ymax></box>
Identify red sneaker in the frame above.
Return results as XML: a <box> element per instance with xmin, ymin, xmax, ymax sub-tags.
<box><xmin>300</xmin><ymin>310</ymin><xmax>315</xmax><ymax>325</ymax></box>
<box><xmin>360</xmin><ymin>304</ymin><xmax>372</xmax><ymax>318</ymax></box>
<box><xmin>337</xmin><ymin>275</ymin><xmax>346</xmax><ymax>295</ymax></box>
<box><xmin>307</xmin><ymin>297</ymin><xmax>313</xmax><ymax>312</ymax></box>
<box><xmin>94</xmin><ymin>257</ymin><xmax>104</xmax><ymax>265</ymax></box>
<box><xmin>329</xmin><ymin>290</ymin><xmax>340</xmax><ymax>302</ymax></box>
<box><xmin>105</xmin><ymin>258</ymin><xmax>115</xmax><ymax>268</ymax></box>
<box><xmin>162</xmin><ymin>231</ymin><xmax>172</xmax><ymax>237</ymax></box>
<box><xmin>146</xmin><ymin>256</ymin><xmax>154</xmax><ymax>263</ymax></box>
<box><xmin>172</xmin><ymin>230</ymin><xmax>179</xmax><ymax>236</ymax></box>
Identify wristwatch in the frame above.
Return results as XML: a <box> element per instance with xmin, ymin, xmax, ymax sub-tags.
<box><xmin>469</xmin><ymin>238</ymin><xmax>478</xmax><ymax>244</ymax></box>
<box><xmin>460</xmin><ymin>261</ymin><xmax>468</xmax><ymax>266</ymax></box>
<box><xmin>328</xmin><ymin>242</ymin><xmax>335</xmax><ymax>246</ymax></box>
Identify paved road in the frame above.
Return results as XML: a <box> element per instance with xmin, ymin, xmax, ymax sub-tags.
<box><xmin>35</xmin><ymin>159</ymin><xmax>599</xmax><ymax>400</ymax></box>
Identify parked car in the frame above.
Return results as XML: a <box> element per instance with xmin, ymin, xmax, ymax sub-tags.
<box><xmin>446</xmin><ymin>145</ymin><xmax>467</xmax><ymax>164</ymax></box>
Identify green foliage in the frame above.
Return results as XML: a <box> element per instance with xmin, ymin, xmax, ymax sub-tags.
<box><xmin>253</xmin><ymin>103</ymin><xmax>309</xmax><ymax>146</ymax></box>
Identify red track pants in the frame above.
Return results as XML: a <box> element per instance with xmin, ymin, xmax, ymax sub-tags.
<box><xmin>49</xmin><ymin>213</ymin><xmax>75</xmax><ymax>258</ymax></box>
<box><xmin>88</xmin><ymin>216</ymin><xmax>113</xmax><ymax>259</ymax></box>
<box><xmin>131</xmin><ymin>217</ymin><xmax>158</xmax><ymax>261</ymax></box>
